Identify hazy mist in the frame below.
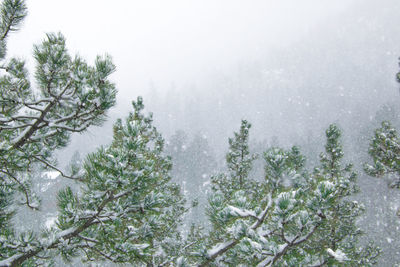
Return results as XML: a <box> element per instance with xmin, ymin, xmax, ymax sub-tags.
<box><xmin>8</xmin><ymin>1</ymin><xmax>400</xmax><ymax>265</ymax></box>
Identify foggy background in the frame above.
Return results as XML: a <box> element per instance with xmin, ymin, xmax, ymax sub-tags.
<box><xmin>8</xmin><ymin>0</ymin><xmax>400</xmax><ymax>265</ymax></box>
<box><xmin>8</xmin><ymin>0</ymin><xmax>399</xmax><ymax>156</ymax></box>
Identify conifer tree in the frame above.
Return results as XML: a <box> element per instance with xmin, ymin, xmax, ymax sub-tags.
<box><xmin>0</xmin><ymin>1</ymin><xmax>184</xmax><ymax>265</ymax></box>
<box><xmin>0</xmin><ymin>0</ymin><xmax>116</xmax><ymax>209</ymax></box>
<box><xmin>211</xmin><ymin>120</ymin><xmax>257</xmax><ymax>198</ymax></box>
<box><xmin>0</xmin><ymin>0</ymin><xmax>116</xmax><ymax>263</ymax></box>
<box><xmin>366</xmin><ymin>59</ymin><xmax>400</xmax><ymax>183</ymax></box>
<box><xmin>190</xmin><ymin>123</ymin><xmax>379</xmax><ymax>266</ymax></box>
<box><xmin>53</xmin><ymin>97</ymin><xmax>186</xmax><ymax>265</ymax></box>
<box><xmin>304</xmin><ymin>125</ymin><xmax>379</xmax><ymax>266</ymax></box>
<box><xmin>0</xmin><ymin>1</ymin><xmax>383</xmax><ymax>265</ymax></box>
<box><xmin>1</xmin><ymin>97</ymin><xmax>186</xmax><ymax>266</ymax></box>
<box><xmin>364</xmin><ymin>121</ymin><xmax>400</xmax><ymax>188</ymax></box>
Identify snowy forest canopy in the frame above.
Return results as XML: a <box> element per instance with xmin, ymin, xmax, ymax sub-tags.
<box><xmin>1</xmin><ymin>0</ymin><xmax>400</xmax><ymax>266</ymax></box>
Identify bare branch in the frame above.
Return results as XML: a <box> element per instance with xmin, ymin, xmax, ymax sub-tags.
<box><xmin>0</xmin><ymin>169</ymin><xmax>38</xmax><ymax>210</ymax></box>
<box><xmin>31</xmin><ymin>155</ymin><xmax>84</xmax><ymax>181</ymax></box>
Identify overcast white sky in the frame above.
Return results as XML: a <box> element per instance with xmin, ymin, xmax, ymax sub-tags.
<box><xmin>7</xmin><ymin>0</ymin><xmax>359</xmax><ymax>107</ymax></box>
<box><xmin>6</xmin><ymin>2</ymin><xmax>400</xmax><ymax>265</ymax></box>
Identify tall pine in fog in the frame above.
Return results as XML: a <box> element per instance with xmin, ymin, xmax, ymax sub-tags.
<box><xmin>364</xmin><ymin>64</ymin><xmax>400</xmax><ymax>186</ymax></box>
<box><xmin>305</xmin><ymin>125</ymin><xmax>379</xmax><ymax>265</ymax></box>
<box><xmin>365</xmin><ymin>121</ymin><xmax>400</xmax><ymax>188</ymax></box>
<box><xmin>366</xmin><ymin>58</ymin><xmax>400</xmax><ymax>181</ymax></box>
<box><xmin>363</xmin><ymin>62</ymin><xmax>400</xmax><ymax>229</ymax></box>
<box><xmin>187</xmin><ymin>123</ymin><xmax>379</xmax><ymax>266</ymax></box>
<box><xmin>211</xmin><ymin>120</ymin><xmax>257</xmax><ymax>198</ymax></box>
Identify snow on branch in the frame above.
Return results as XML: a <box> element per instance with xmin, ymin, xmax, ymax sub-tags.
<box><xmin>227</xmin><ymin>205</ymin><xmax>257</xmax><ymax>219</ymax></box>
<box><xmin>0</xmin><ymin>187</ymin><xmax>133</xmax><ymax>266</ymax></box>
<box><xmin>200</xmin><ymin>194</ymin><xmax>273</xmax><ymax>266</ymax></box>
<box><xmin>326</xmin><ymin>248</ymin><xmax>349</xmax><ymax>262</ymax></box>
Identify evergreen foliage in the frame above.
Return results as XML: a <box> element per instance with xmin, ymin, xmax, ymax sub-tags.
<box><xmin>211</xmin><ymin>120</ymin><xmax>258</xmax><ymax>198</ymax></box>
<box><xmin>1</xmin><ymin>95</ymin><xmax>187</xmax><ymax>266</ymax></box>
<box><xmin>54</xmin><ymin>97</ymin><xmax>186</xmax><ymax>265</ymax></box>
<box><xmin>0</xmin><ymin>1</ymin><xmax>184</xmax><ymax>265</ymax></box>
<box><xmin>0</xmin><ymin>22</ymin><xmax>117</xmax><ymax>209</ymax></box>
<box><xmin>0</xmin><ymin>1</ymin><xmax>384</xmax><ymax>266</ymax></box>
<box><xmin>364</xmin><ymin>121</ymin><xmax>400</xmax><ymax>188</ymax></box>
<box><xmin>191</xmin><ymin>123</ymin><xmax>379</xmax><ymax>266</ymax></box>
<box><xmin>365</xmin><ymin>59</ymin><xmax>400</xmax><ymax>182</ymax></box>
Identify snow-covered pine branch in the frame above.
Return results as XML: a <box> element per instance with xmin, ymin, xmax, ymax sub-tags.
<box><xmin>192</xmin><ymin>123</ymin><xmax>380</xmax><ymax>266</ymax></box>
<box><xmin>1</xmin><ymin>97</ymin><xmax>186</xmax><ymax>266</ymax></box>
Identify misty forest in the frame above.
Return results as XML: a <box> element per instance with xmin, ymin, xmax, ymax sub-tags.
<box><xmin>1</xmin><ymin>0</ymin><xmax>400</xmax><ymax>266</ymax></box>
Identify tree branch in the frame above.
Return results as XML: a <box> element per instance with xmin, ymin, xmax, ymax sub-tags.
<box><xmin>199</xmin><ymin>193</ymin><xmax>272</xmax><ymax>266</ymax></box>
<box><xmin>0</xmin><ymin>169</ymin><xmax>37</xmax><ymax>210</ymax></box>
<box><xmin>31</xmin><ymin>155</ymin><xmax>84</xmax><ymax>181</ymax></box>
<box><xmin>0</xmin><ymin>188</ymin><xmax>134</xmax><ymax>266</ymax></box>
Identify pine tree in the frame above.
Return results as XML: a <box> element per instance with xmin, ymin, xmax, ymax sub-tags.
<box><xmin>0</xmin><ymin>1</ymin><xmax>184</xmax><ymax>265</ymax></box>
<box><xmin>0</xmin><ymin>0</ymin><xmax>117</xmax><ymax>262</ymax></box>
<box><xmin>0</xmin><ymin>2</ymin><xmax>116</xmax><ymax>209</ymax></box>
<box><xmin>53</xmin><ymin>97</ymin><xmax>186</xmax><ymax>265</ymax></box>
<box><xmin>0</xmin><ymin>1</ymin><xmax>384</xmax><ymax>265</ymax></box>
<box><xmin>366</xmin><ymin>58</ymin><xmax>400</xmax><ymax>183</ymax></box>
<box><xmin>364</xmin><ymin>121</ymin><xmax>400</xmax><ymax>188</ymax></box>
<box><xmin>304</xmin><ymin>125</ymin><xmax>380</xmax><ymax>266</ymax></box>
<box><xmin>211</xmin><ymin>120</ymin><xmax>258</xmax><ymax>199</ymax></box>
<box><xmin>1</xmin><ymin>96</ymin><xmax>187</xmax><ymax>266</ymax></box>
<box><xmin>190</xmin><ymin>123</ymin><xmax>379</xmax><ymax>266</ymax></box>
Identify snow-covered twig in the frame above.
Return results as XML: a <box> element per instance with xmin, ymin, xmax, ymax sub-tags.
<box><xmin>199</xmin><ymin>193</ymin><xmax>273</xmax><ymax>266</ymax></box>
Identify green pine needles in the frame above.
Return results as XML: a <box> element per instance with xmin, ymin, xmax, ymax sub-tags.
<box><xmin>193</xmin><ymin>123</ymin><xmax>380</xmax><ymax>266</ymax></box>
<box><xmin>54</xmin><ymin>97</ymin><xmax>186</xmax><ymax>265</ymax></box>
<box><xmin>0</xmin><ymin>0</ymin><xmax>383</xmax><ymax>266</ymax></box>
<box><xmin>1</xmin><ymin>95</ymin><xmax>187</xmax><ymax>265</ymax></box>
<box><xmin>364</xmin><ymin>121</ymin><xmax>400</xmax><ymax>188</ymax></box>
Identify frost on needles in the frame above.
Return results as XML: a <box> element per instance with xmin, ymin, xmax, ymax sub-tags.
<box><xmin>190</xmin><ymin>123</ymin><xmax>380</xmax><ymax>266</ymax></box>
<box><xmin>0</xmin><ymin>0</ymin><xmax>382</xmax><ymax>266</ymax></box>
